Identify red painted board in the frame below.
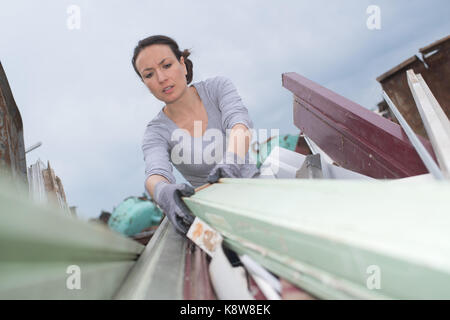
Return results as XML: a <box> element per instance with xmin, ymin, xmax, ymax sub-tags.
<box><xmin>282</xmin><ymin>72</ymin><xmax>436</xmax><ymax>179</ymax></box>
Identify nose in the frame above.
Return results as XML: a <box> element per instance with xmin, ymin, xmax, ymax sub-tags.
<box><xmin>156</xmin><ymin>68</ymin><xmax>168</xmax><ymax>83</ymax></box>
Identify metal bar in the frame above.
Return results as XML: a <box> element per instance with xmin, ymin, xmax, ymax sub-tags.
<box><xmin>251</xmin><ymin>274</ymin><xmax>281</xmax><ymax>300</ymax></box>
<box><xmin>25</xmin><ymin>142</ymin><xmax>42</xmax><ymax>154</ymax></box>
<box><xmin>407</xmin><ymin>70</ymin><xmax>450</xmax><ymax>178</ymax></box>
<box><xmin>184</xmin><ymin>178</ymin><xmax>450</xmax><ymax>299</ymax></box>
<box><xmin>282</xmin><ymin>72</ymin><xmax>436</xmax><ymax>179</ymax></box>
<box><xmin>295</xmin><ymin>154</ymin><xmax>323</xmax><ymax>179</ymax></box>
<box><xmin>240</xmin><ymin>254</ymin><xmax>281</xmax><ymax>293</ymax></box>
<box><xmin>114</xmin><ymin>217</ymin><xmax>187</xmax><ymax>299</ymax></box>
<box><xmin>382</xmin><ymin>90</ymin><xmax>444</xmax><ymax>180</ymax></box>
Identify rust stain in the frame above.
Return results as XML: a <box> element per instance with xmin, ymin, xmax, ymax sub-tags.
<box><xmin>192</xmin><ymin>222</ymin><xmax>203</xmax><ymax>241</ymax></box>
<box><xmin>194</xmin><ymin>183</ymin><xmax>213</xmax><ymax>193</ymax></box>
<box><xmin>0</xmin><ymin>62</ymin><xmax>26</xmax><ymax>183</ymax></box>
<box><xmin>203</xmin><ymin>230</ymin><xmax>217</xmax><ymax>252</ymax></box>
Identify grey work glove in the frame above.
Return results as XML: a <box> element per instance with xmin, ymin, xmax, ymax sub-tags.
<box><xmin>207</xmin><ymin>151</ymin><xmax>260</xmax><ymax>183</ymax></box>
<box><xmin>153</xmin><ymin>181</ymin><xmax>195</xmax><ymax>235</ymax></box>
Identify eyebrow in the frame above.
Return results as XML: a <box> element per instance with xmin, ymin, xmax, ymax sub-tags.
<box><xmin>141</xmin><ymin>58</ymin><xmax>170</xmax><ymax>73</ymax></box>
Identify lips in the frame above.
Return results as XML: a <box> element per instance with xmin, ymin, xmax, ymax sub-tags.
<box><xmin>163</xmin><ymin>85</ymin><xmax>174</xmax><ymax>94</ymax></box>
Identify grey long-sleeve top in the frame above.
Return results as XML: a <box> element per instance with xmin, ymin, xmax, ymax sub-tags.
<box><xmin>142</xmin><ymin>76</ymin><xmax>257</xmax><ymax>188</ymax></box>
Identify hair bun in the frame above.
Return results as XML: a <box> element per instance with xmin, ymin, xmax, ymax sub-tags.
<box><xmin>182</xmin><ymin>49</ymin><xmax>191</xmax><ymax>58</ymax></box>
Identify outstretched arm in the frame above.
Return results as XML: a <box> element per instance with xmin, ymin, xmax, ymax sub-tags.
<box><xmin>207</xmin><ymin>122</ymin><xmax>259</xmax><ymax>183</ymax></box>
<box><xmin>142</xmin><ymin>128</ymin><xmax>194</xmax><ymax>235</ymax></box>
<box><xmin>145</xmin><ymin>174</ymin><xmax>169</xmax><ymax>199</ymax></box>
<box><xmin>227</xmin><ymin>123</ymin><xmax>252</xmax><ymax>160</ymax></box>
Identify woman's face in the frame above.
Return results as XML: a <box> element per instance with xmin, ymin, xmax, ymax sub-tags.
<box><xmin>135</xmin><ymin>44</ymin><xmax>188</xmax><ymax>103</ymax></box>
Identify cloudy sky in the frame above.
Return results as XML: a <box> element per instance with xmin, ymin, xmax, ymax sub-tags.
<box><xmin>0</xmin><ymin>0</ymin><xmax>448</xmax><ymax>220</ymax></box>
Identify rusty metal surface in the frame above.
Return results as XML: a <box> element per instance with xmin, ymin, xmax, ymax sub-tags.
<box><xmin>0</xmin><ymin>61</ymin><xmax>26</xmax><ymax>184</ymax></box>
<box><xmin>377</xmin><ymin>35</ymin><xmax>450</xmax><ymax>138</ymax></box>
<box><xmin>183</xmin><ymin>241</ymin><xmax>216</xmax><ymax>300</ymax></box>
<box><xmin>283</xmin><ymin>72</ymin><xmax>436</xmax><ymax>179</ymax></box>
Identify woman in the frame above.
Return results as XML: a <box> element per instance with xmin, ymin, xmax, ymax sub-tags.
<box><xmin>132</xmin><ymin>35</ymin><xmax>259</xmax><ymax>235</ymax></box>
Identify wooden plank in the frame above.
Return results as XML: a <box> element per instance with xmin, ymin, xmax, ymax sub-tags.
<box><xmin>417</xmin><ymin>74</ymin><xmax>450</xmax><ymax>130</ymax></box>
<box><xmin>283</xmin><ymin>72</ymin><xmax>436</xmax><ymax>178</ymax></box>
<box><xmin>184</xmin><ymin>178</ymin><xmax>450</xmax><ymax>299</ymax></box>
<box><xmin>407</xmin><ymin>70</ymin><xmax>450</xmax><ymax>178</ymax></box>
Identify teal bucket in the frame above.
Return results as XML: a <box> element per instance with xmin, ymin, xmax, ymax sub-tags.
<box><xmin>108</xmin><ymin>196</ymin><xmax>163</xmax><ymax>236</ymax></box>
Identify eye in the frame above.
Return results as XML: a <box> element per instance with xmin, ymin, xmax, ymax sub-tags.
<box><xmin>163</xmin><ymin>63</ymin><xmax>172</xmax><ymax>69</ymax></box>
<box><xmin>145</xmin><ymin>72</ymin><xmax>153</xmax><ymax>79</ymax></box>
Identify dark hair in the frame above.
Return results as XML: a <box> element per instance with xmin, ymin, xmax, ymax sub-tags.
<box><xmin>131</xmin><ymin>35</ymin><xmax>193</xmax><ymax>84</ymax></box>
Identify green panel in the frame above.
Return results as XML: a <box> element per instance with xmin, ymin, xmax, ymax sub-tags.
<box><xmin>0</xmin><ymin>177</ymin><xmax>144</xmax><ymax>299</ymax></box>
<box><xmin>183</xmin><ymin>178</ymin><xmax>450</xmax><ymax>299</ymax></box>
<box><xmin>0</xmin><ymin>261</ymin><xmax>135</xmax><ymax>299</ymax></box>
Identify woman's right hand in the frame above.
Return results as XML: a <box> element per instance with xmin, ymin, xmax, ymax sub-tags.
<box><xmin>153</xmin><ymin>181</ymin><xmax>196</xmax><ymax>235</ymax></box>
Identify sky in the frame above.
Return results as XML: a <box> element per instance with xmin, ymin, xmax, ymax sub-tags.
<box><xmin>0</xmin><ymin>0</ymin><xmax>448</xmax><ymax>220</ymax></box>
